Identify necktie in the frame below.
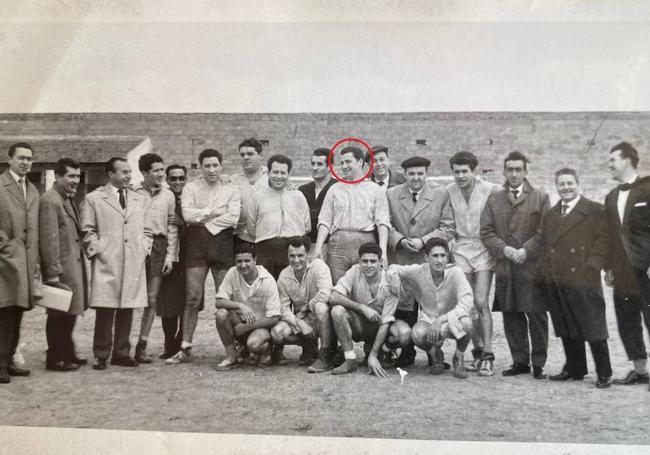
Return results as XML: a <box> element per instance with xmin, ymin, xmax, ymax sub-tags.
<box><xmin>17</xmin><ymin>178</ymin><xmax>26</xmax><ymax>200</ymax></box>
<box><xmin>618</xmin><ymin>183</ymin><xmax>631</xmax><ymax>191</ymax></box>
<box><xmin>412</xmin><ymin>192</ymin><xmax>418</xmax><ymax>203</ymax></box>
<box><xmin>69</xmin><ymin>196</ymin><xmax>80</xmax><ymax>220</ymax></box>
<box><xmin>118</xmin><ymin>188</ymin><xmax>126</xmax><ymax>209</ymax></box>
<box><xmin>511</xmin><ymin>189</ymin><xmax>519</xmax><ymax>199</ymax></box>
<box><xmin>377</xmin><ymin>180</ymin><xmax>385</xmax><ymax>186</ymax></box>
<box><xmin>561</xmin><ymin>203</ymin><xmax>569</xmax><ymax>216</ymax></box>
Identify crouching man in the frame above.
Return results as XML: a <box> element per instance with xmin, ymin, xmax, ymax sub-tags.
<box><xmin>390</xmin><ymin>237</ymin><xmax>475</xmax><ymax>379</ymax></box>
<box><xmin>328</xmin><ymin>242</ymin><xmax>410</xmax><ymax>377</ymax></box>
<box><xmin>214</xmin><ymin>243</ymin><xmax>280</xmax><ymax>370</ymax></box>
<box><xmin>270</xmin><ymin>236</ymin><xmax>333</xmax><ymax>367</ymax></box>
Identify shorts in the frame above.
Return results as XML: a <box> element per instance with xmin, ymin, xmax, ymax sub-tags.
<box><xmin>395</xmin><ymin>306</ymin><xmax>418</xmax><ymax>327</ymax></box>
<box><xmin>185</xmin><ymin>226</ymin><xmax>234</xmax><ymax>269</ymax></box>
<box><xmin>452</xmin><ymin>239</ymin><xmax>496</xmax><ymax>273</ymax></box>
<box><xmin>146</xmin><ymin>235</ymin><xmax>168</xmax><ymax>279</ymax></box>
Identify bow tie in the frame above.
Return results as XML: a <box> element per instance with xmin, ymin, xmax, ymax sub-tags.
<box><xmin>618</xmin><ymin>183</ymin><xmax>632</xmax><ymax>191</ymax></box>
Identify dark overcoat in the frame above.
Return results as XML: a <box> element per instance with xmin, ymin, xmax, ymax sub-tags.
<box><xmin>540</xmin><ymin>197</ymin><xmax>609</xmax><ymax>341</ymax></box>
<box><xmin>480</xmin><ymin>179</ymin><xmax>549</xmax><ymax>313</ymax></box>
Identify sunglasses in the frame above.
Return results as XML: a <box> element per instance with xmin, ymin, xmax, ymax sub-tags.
<box><xmin>168</xmin><ymin>176</ymin><xmax>186</xmax><ymax>182</ymax></box>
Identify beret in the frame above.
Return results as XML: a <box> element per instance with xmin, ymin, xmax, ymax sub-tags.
<box><xmin>401</xmin><ymin>156</ymin><xmax>431</xmax><ymax>170</ymax></box>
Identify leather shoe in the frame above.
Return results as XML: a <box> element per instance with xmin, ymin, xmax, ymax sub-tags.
<box><xmin>110</xmin><ymin>356</ymin><xmax>138</xmax><ymax>367</ymax></box>
<box><xmin>69</xmin><ymin>356</ymin><xmax>87</xmax><ymax>366</ymax></box>
<box><xmin>533</xmin><ymin>366</ymin><xmax>547</xmax><ymax>379</ymax></box>
<box><xmin>7</xmin><ymin>363</ymin><xmax>30</xmax><ymax>376</ymax></box>
<box><xmin>93</xmin><ymin>358</ymin><xmax>107</xmax><ymax>371</ymax></box>
<box><xmin>612</xmin><ymin>370</ymin><xmax>650</xmax><ymax>385</ymax></box>
<box><xmin>550</xmin><ymin>370</ymin><xmax>583</xmax><ymax>381</ymax></box>
<box><xmin>596</xmin><ymin>376</ymin><xmax>612</xmax><ymax>389</ymax></box>
<box><xmin>502</xmin><ymin>362</ymin><xmax>530</xmax><ymax>376</ymax></box>
<box><xmin>46</xmin><ymin>361</ymin><xmax>80</xmax><ymax>372</ymax></box>
<box><xmin>0</xmin><ymin>370</ymin><xmax>10</xmax><ymax>384</ymax></box>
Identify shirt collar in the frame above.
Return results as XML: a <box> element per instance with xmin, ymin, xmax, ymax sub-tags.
<box><xmin>561</xmin><ymin>195</ymin><xmax>581</xmax><ymax>210</ymax></box>
<box><xmin>8</xmin><ymin>169</ymin><xmax>24</xmax><ymax>183</ymax></box>
<box><xmin>53</xmin><ymin>182</ymin><xmax>75</xmax><ymax>198</ymax></box>
<box><xmin>625</xmin><ymin>174</ymin><xmax>639</xmax><ymax>185</ymax></box>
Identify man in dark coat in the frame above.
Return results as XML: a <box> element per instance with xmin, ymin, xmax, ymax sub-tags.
<box><xmin>603</xmin><ymin>142</ymin><xmax>650</xmax><ymax>390</ymax></box>
<box><xmin>298</xmin><ymin>148</ymin><xmax>336</xmax><ymax>245</ymax></box>
<box><xmin>541</xmin><ymin>168</ymin><xmax>612</xmax><ymax>388</ymax></box>
<box><xmin>480</xmin><ymin>150</ymin><xmax>550</xmax><ymax>379</ymax></box>
<box><xmin>0</xmin><ymin>142</ymin><xmax>39</xmax><ymax>383</ymax></box>
<box><xmin>368</xmin><ymin>145</ymin><xmax>406</xmax><ymax>189</ymax></box>
<box><xmin>39</xmin><ymin>158</ymin><xmax>88</xmax><ymax>371</ymax></box>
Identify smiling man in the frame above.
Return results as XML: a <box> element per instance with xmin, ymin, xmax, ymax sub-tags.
<box><xmin>132</xmin><ymin>153</ymin><xmax>179</xmax><ymax>364</ymax></box>
<box><xmin>368</xmin><ymin>145</ymin><xmax>406</xmax><ymax>190</ymax></box>
<box><xmin>314</xmin><ymin>146</ymin><xmax>391</xmax><ymax>283</ymax></box>
<box><xmin>39</xmin><ymin>158</ymin><xmax>88</xmax><ymax>372</ymax></box>
<box><xmin>167</xmin><ymin>148</ymin><xmax>240</xmax><ymax>364</ymax></box>
<box><xmin>248</xmin><ymin>154</ymin><xmax>311</xmax><ymax>280</ymax></box>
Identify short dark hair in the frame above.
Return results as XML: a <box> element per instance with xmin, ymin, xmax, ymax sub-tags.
<box><xmin>504</xmin><ymin>150</ymin><xmax>531</xmax><ymax>171</ymax></box>
<box><xmin>8</xmin><ymin>142</ymin><xmax>34</xmax><ymax>158</ymax></box>
<box><xmin>554</xmin><ymin>167</ymin><xmax>579</xmax><ymax>184</ymax></box>
<box><xmin>312</xmin><ymin>148</ymin><xmax>330</xmax><ymax>159</ymax></box>
<box><xmin>54</xmin><ymin>158</ymin><xmax>80</xmax><ymax>177</ymax></box>
<box><xmin>234</xmin><ymin>242</ymin><xmax>256</xmax><ymax>258</ymax></box>
<box><xmin>105</xmin><ymin>157</ymin><xmax>127</xmax><ymax>175</ymax></box>
<box><xmin>610</xmin><ymin>141</ymin><xmax>639</xmax><ymax>169</ymax></box>
<box><xmin>238</xmin><ymin>137</ymin><xmax>263</xmax><ymax>155</ymax></box>
<box><xmin>165</xmin><ymin>164</ymin><xmax>187</xmax><ymax>177</ymax></box>
<box><xmin>267</xmin><ymin>154</ymin><xmax>292</xmax><ymax>173</ymax></box>
<box><xmin>198</xmin><ymin>148</ymin><xmax>222</xmax><ymax>165</ymax></box>
<box><xmin>449</xmin><ymin>151</ymin><xmax>478</xmax><ymax>171</ymax></box>
<box><xmin>287</xmin><ymin>235</ymin><xmax>311</xmax><ymax>252</ymax></box>
<box><xmin>138</xmin><ymin>153</ymin><xmax>164</xmax><ymax>173</ymax></box>
<box><xmin>340</xmin><ymin>146</ymin><xmax>365</xmax><ymax>162</ymax></box>
<box><xmin>424</xmin><ymin>237</ymin><xmax>451</xmax><ymax>256</ymax></box>
<box><xmin>358</xmin><ymin>242</ymin><xmax>382</xmax><ymax>259</ymax></box>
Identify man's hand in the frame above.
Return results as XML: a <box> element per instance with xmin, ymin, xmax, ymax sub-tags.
<box><xmin>237</xmin><ymin>304</ymin><xmax>257</xmax><ymax>325</ymax></box>
<box><xmin>503</xmin><ymin>246</ymin><xmax>517</xmax><ymax>261</ymax></box>
<box><xmin>400</xmin><ymin>239</ymin><xmax>419</xmax><ymax>253</ymax></box>
<box><xmin>233</xmin><ymin>323</ymin><xmax>252</xmax><ymax>337</ymax></box>
<box><xmin>312</xmin><ymin>247</ymin><xmax>323</xmax><ymax>259</ymax></box>
<box><xmin>210</xmin><ymin>206</ymin><xmax>226</xmax><ymax>218</ymax></box>
<box><xmin>605</xmin><ymin>270</ymin><xmax>614</xmax><ymax>287</ymax></box>
<box><xmin>512</xmin><ymin>248</ymin><xmax>528</xmax><ymax>264</ymax></box>
<box><xmin>161</xmin><ymin>259</ymin><xmax>173</xmax><ymax>275</ymax></box>
<box><xmin>367</xmin><ymin>353</ymin><xmax>388</xmax><ymax>378</ymax></box>
<box><xmin>381</xmin><ymin>255</ymin><xmax>388</xmax><ymax>269</ymax></box>
<box><xmin>408</xmin><ymin>238</ymin><xmax>425</xmax><ymax>251</ymax></box>
<box><xmin>362</xmin><ymin>306</ymin><xmax>381</xmax><ymax>323</ymax></box>
<box><xmin>296</xmin><ymin>318</ymin><xmax>313</xmax><ymax>337</ymax></box>
<box><xmin>46</xmin><ymin>275</ymin><xmax>61</xmax><ymax>284</ymax></box>
<box><xmin>427</xmin><ymin>318</ymin><xmax>443</xmax><ymax>344</ymax></box>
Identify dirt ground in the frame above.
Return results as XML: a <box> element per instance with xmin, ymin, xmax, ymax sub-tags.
<box><xmin>1</xmin><ymin>282</ymin><xmax>649</xmax><ymax>446</ymax></box>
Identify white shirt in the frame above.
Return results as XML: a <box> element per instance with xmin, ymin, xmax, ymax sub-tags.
<box><xmin>509</xmin><ymin>183</ymin><xmax>523</xmax><ymax>198</ymax></box>
<box><xmin>560</xmin><ymin>195</ymin><xmax>581</xmax><ymax>216</ymax></box>
<box><xmin>108</xmin><ymin>183</ymin><xmax>126</xmax><ymax>205</ymax></box>
<box><xmin>617</xmin><ymin>175</ymin><xmax>638</xmax><ymax>223</ymax></box>
<box><xmin>8</xmin><ymin>169</ymin><xmax>26</xmax><ymax>199</ymax></box>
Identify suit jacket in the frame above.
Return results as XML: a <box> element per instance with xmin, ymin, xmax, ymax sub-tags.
<box><xmin>81</xmin><ymin>184</ymin><xmax>152</xmax><ymax>309</ymax></box>
<box><xmin>298</xmin><ymin>178</ymin><xmax>337</xmax><ymax>243</ymax></box>
<box><xmin>372</xmin><ymin>170</ymin><xmax>406</xmax><ymax>188</ymax></box>
<box><xmin>387</xmin><ymin>182</ymin><xmax>455</xmax><ymax>265</ymax></box>
<box><xmin>39</xmin><ymin>184</ymin><xmax>88</xmax><ymax>316</ymax></box>
<box><xmin>604</xmin><ymin>175</ymin><xmax>650</xmax><ymax>292</ymax></box>
<box><xmin>480</xmin><ymin>179</ymin><xmax>549</xmax><ymax>312</ymax></box>
<box><xmin>0</xmin><ymin>170</ymin><xmax>39</xmax><ymax>309</ymax></box>
<box><xmin>540</xmin><ymin>196</ymin><xmax>608</xmax><ymax>341</ymax></box>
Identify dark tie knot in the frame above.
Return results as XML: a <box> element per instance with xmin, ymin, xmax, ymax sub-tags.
<box><xmin>377</xmin><ymin>181</ymin><xmax>385</xmax><ymax>186</ymax></box>
<box><xmin>511</xmin><ymin>189</ymin><xmax>519</xmax><ymax>199</ymax></box>
<box><xmin>618</xmin><ymin>183</ymin><xmax>632</xmax><ymax>191</ymax></box>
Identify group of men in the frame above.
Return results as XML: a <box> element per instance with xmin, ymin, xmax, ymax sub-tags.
<box><xmin>0</xmin><ymin>138</ymin><xmax>649</xmax><ymax>392</ymax></box>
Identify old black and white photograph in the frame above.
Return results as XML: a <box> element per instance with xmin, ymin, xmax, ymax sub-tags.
<box><xmin>1</xmin><ymin>2</ymin><xmax>650</xmax><ymax>454</ymax></box>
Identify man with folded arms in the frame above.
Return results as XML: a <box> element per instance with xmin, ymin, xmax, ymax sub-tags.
<box><xmin>248</xmin><ymin>154</ymin><xmax>311</xmax><ymax>279</ymax></box>
<box><xmin>270</xmin><ymin>236</ymin><xmax>333</xmax><ymax>368</ymax></box>
<box><xmin>132</xmin><ymin>153</ymin><xmax>178</xmax><ymax>364</ymax></box>
<box><xmin>167</xmin><ymin>148</ymin><xmax>240</xmax><ymax>364</ymax></box>
<box><xmin>314</xmin><ymin>146</ymin><xmax>391</xmax><ymax>283</ymax></box>
<box><xmin>39</xmin><ymin>158</ymin><xmax>88</xmax><ymax>372</ymax></box>
<box><xmin>328</xmin><ymin>242</ymin><xmax>410</xmax><ymax>377</ymax></box>
<box><xmin>391</xmin><ymin>237</ymin><xmax>475</xmax><ymax>378</ymax></box>
<box><xmin>214</xmin><ymin>243</ymin><xmax>281</xmax><ymax>370</ymax></box>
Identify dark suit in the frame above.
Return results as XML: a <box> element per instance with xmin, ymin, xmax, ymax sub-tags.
<box><xmin>480</xmin><ymin>179</ymin><xmax>550</xmax><ymax>367</ymax></box>
<box><xmin>372</xmin><ymin>170</ymin><xmax>406</xmax><ymax>188</ymax></box>
<box><xmin>298</xmin><ymin>179</ymin><xmax>336</xmax><ymax>243</ymax></box>
<box><xmin>39</xmin><ymin>183</ymin><xmax>88</xmax><ymax>364</ymax></box>
<box><xmin>0</xmin><ymin>170</ymin><xmax>39</xmax><ymax>374</ymax></box>
<box><xmin>604</xmin><ymin>175</ymin><xmax>650</xmax><ymax>361</ymax></box>
<box><xmin>540</xmin><ymin>196</ymin><xmax>611</xmax><ymax>378</ymax></box>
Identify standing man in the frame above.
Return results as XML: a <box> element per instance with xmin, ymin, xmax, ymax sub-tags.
<box><xmin>167</xmin><ymin>148</ymin><xmax>240</xmax><ymax>364</ymax></box>
<box><xmin>248</xmin><ymin>154</ymin><xmax>311</xmax><ymax>279</ymax></box>
<box><xmin>314</xmin><ymin>146</ymin><xmax>391</xmax><ymax>283</ymax></box>
<box><xmin>298</xmin><ymin>148</ymin><xmax>337</xmax><ymax>247</ymax></box>
<box><xmin>156</xmin><ymin>164</ymin><xmax>191</xmax><ymax>359</ymax></box>
<box><xmin>603</xmin><ymin>142</ymin><xmax>650</xmax><ymax>389</ymax></box>
<box><xmin>230</xmin><ymin>138</ymin><xmax>268</xmax><ymax>248</ymax></box>
<box><xmin>447</xmin><ymin>151</ymin><xmax>499</xmax><ymax>376</ymax></box>
<box><xmin>541</xmin><ymin>168</ymin><xmax>612</xmax><ymax>388</ymax></box>
<box><xmin>386</xmin><ymin>156</ymin><xmax>455</xmax><ymax>367</ymax></box>
<box><xmin>82</xmin><ymin>157</ymin><xmax>153</xmax><ymax>371</ymax></box>
<box><xmin>132</xmin><ymin>153</ymin><xmax>178</xmax><ymax>363</ymax></box>
<box><xmin>328</xmin><ymin>243</ymin><xmax>410</xmax><ymax>377</ymax></box>
<box><xmin>480</xmin><ymin>151</ymin><xmax>550</xmax><ymax>379</ymax></box>
<box><xmin>39</xmin><ymin>158</ymin><xmax>88</xmax><ymax>371</ymax></box>
<box><xmin>270</xmin><ymin>236</ymin><xmax>333</xmax><ymax>368</ymax></box>
<box><xmin>0</xmin><ymin>142</ymin><xmax>39</xmax><ymax>383</ymax></box>
<box><xmin>368</xmin><ymin>145</ymin><xmax>406</xmax><ymax>189</ymax></box>
<box><xmin>214</xmin><ymin>243</ymin><xmax>281</xmax><ymax>370</ymax></box>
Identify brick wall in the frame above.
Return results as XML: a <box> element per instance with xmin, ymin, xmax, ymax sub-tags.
<box><xmin>1</xmin><ymin>112</ymin><xmax>649</xmax><ymax>204</ymax></box>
